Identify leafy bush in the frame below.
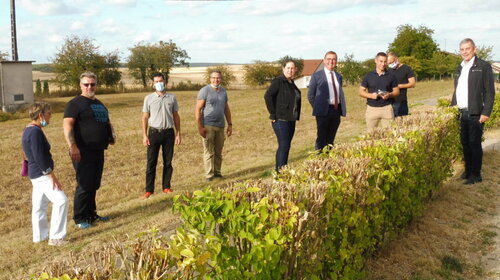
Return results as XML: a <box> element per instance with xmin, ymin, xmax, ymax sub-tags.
<box><xmin>34</xmin><ymin>108</ymin><xmax>461</xmax><ymax>279</ymax></box>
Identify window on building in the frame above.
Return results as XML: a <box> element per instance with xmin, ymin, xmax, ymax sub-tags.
<box><xmin>14</xmin><ymin>94</ymin><xmax>24</xmax><ymax>101</ymax></box>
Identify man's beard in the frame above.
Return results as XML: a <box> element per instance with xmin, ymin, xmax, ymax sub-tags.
<box><xmin>85</xmin><ymin>91</ymin><xmax>96</xmax><ymax>98</ymax></box>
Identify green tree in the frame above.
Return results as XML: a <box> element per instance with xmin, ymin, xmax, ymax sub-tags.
<box><xmin>35</xmin><ymin>79</ymin><xmax>42</xmax><ymax>96</ymax></box>
<box><xmin>388</xmin><ymin>24</ymin><xmax>439</xmax><ymax>59</ymax></box>
<box><xmin>243</xmin><ymin>61</ymin><xmax>281</xmax><ymax>87</ymax></box>
<box><xmin>398</xmin><ymin>56</ymin><xmax>423</xmax><ymax>77</ymax></box>
<box><xmin>100</xmin><ymin>50</ymin><xmax>122</xmax><ymax>87</ymax></box>
<box><xmin>204</xmin><ymin>65</ymin><xmax>236</xmax><ymax>87</ymax></box>
<box><xmin>338</xmin><ymin>54</ymin><xmax>365</xmax><ymax>85</ymax></box>
<box><xmin>52</xmin><ymin>36</ymin><xmax>104</xmax><ymax>89</ymax></box>
<box><xmin>277</xmin><ymin>55</ymin><xmax>304</xmax><ymax>76</ymax></box>
<box><xmin>43</xmin><ymin>81</ymin><xmax>49</xmax><ymax>95</ymax></box>
<box><xmin>127</xmin><ymin>40</ymin><xmax>190</xmax><ymax>87</ymax></box>
<box><xmin>475</xmin><ymin>45</ymin><xmax>493</xmax><ymax>63</ymax></box>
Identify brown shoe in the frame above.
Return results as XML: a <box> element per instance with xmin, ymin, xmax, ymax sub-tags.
<box><xmin>48</xmin><ymin>239</ymin><xmax>69</xmax><ymax>246</ymax></box>
<box><xmin>163</xmin><ymin>188</ymin><xmax>173</xmax><ymax>193</ymax></box>
<box><xmin>143</xmin><ymin>192</ymin><xmax>152</xmax><ymax>198</ymax></box>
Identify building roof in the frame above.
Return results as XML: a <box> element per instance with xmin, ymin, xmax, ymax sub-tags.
<box><xmin>301</xmin><ymin>59</ymin><xmax>323</xmax><ymax>76</ymax></box>
<box><xmin>492</xmin><ymin>62</ymin><xmax>500</xmax><ymax>73</ymax></box>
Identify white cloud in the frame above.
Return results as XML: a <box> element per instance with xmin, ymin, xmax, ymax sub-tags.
<box><xmin>70</xmin><ymin>21</ymin><xmax>85</xmax><ymax>31</ymax></box>
<box><xmin>103</xmin><ymin>0</ymin><xmax>137</xmax><ymax>7</ymax></box>
<box><xmin>18</xmin><ymin>0</ymin><xmax>74</xmax><ymax>16</ymax></box>
<box><xmin>134</xmin><ymin>30</ymin><xmax>153</xmax><ymax>42</ymax></box>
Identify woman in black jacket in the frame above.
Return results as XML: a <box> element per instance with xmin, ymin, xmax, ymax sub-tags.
<box><xmin>264</xmin><ymin>60</ymin><xmax>301</xmax><ymax>172</ymax></box>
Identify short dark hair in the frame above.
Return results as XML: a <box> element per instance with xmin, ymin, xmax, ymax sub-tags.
<box><xmin>210</xmin><ymin>70</ymin><xmax>222</xmax><ymax>78</ymax></box>
<box><xmin>281</xmin><ymin>60</ymin><xmax>296</xmax><ymax>68</ymax></box>
<box><xmin>153</xmin><ymin>72</ymin><xmax>165</xmax><ymax>80</ymax></box>
<box><xmin>376</xmin><ymin>52</ymin><xmax>387</xmax><ymax>58</ymax></box>
<box><xmin>324</xmin><ymin>51</ymin><xmax>337</xmax><ymax>58</ymax></box>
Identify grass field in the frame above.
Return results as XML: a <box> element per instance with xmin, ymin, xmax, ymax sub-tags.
<box><xmin>2</xmin><ymin>80</ymin><xmax>493</xmax><ymax>279</ymax></box>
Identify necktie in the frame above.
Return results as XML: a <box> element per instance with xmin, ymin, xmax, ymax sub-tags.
<box><xmin>330</xmin><ymin>71</ymin><xmax>338</xmax><ymax>109</ymax></box>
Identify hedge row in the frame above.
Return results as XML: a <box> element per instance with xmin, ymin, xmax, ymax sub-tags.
<box><xmin>33</xmin><ymin>108</ymin><xmax>461</xmax><ymax>280</ymax></box>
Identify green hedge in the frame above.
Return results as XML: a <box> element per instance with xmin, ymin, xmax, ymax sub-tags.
<box><xmin>33</xmin><ymin>108</ymin><xmax>461</xmax><ymax>279</ymax></box>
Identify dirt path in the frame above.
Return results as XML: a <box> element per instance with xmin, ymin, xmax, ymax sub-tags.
<box><xmin>366</xmin><ymin>127</ymin><xmax>500</xmax><ymax>280</ymax></box>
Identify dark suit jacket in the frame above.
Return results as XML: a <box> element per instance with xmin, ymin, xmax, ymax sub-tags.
<box><xmin>307</xmin><ymin>70</ymin><xmax>347</xmax><ymax>117</ymax></box>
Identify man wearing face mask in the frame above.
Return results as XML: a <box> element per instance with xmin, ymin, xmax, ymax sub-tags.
<box><xmin>142</xmin><ymin>73</ymin><xmax>181</xmax><ymax>198</ymax></box>
<box><xmin>63</xmin><ymin>72</ymin><xmax>115</xmax><ymax>229</ymax></box>
<box><xmin>195</xmin><ymin>71</ymin><xmax>232</xmax><ymax>181</ymax></box>
<box><xmin>387</xmin><ymin>52</ymin><xmax>416</xmax><ymax>117</ymax></box>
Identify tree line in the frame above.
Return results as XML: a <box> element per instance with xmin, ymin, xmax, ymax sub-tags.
<box><xmin>22</xmin><ymin>24</ymin><xmax>496</xmax><ymax>95</ymax></box>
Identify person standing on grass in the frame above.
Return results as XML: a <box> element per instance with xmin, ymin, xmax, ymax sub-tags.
<box><xmin>22</xmin><ymin>102</ymin><xmax>69</xmax><ymax>246</ymax></box>
<box><xmin>265</xmin><ymin>60</ymin><xmax>301</xmax><ymax>172</ymax></box>
<box><xmin>387</xmin><ymin>52</ymin><xmax>416</xmax><ymax>117</ymax></box>
<box><xmin>195</xmin><ymin>71</ymin><xmax>233</xmax><ymax>181</ymax></box>
<box><xmin>142</xmin><ymin>73</ymin><xmax>181</xmax><ymax>198</ymax></box>
<box><xmin>63</xmin><ymin>72</ymin><xmax>115</xmax><ymax>229</ymax></box>
<box><xmin>308</xmin><ymin>51</ymin><xmax>347</xmax><ymax>151</ymax></box>
<box><xmin>451</xmin><ymin>38</ymin><xmax>495</xmax><ymax>185</ymax></box>
<box><xmin>359</xmin><ymin>52</ymin><xmax>400</xmax><ymax>131</ymax></box>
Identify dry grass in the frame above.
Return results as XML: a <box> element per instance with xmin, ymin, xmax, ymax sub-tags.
<box><xmin>0</xmin><ymin>80</ymin><xmax>479</xmax><ymax>279</ymax></box>
<box><xmin>365</xmin><ymin>128</ymin><xmax>500</xmax><ymax>280</ymax></box>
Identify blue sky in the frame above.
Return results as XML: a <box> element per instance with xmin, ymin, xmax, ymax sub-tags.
<box><xmin>0</xmin><ymin>0</ymin><xmax>499</xmax><ymax>64</ymax></box>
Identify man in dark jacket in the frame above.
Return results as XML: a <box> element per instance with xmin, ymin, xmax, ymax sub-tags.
<box><xmin>451</xmin><ymin>38</ymin><xmax>496</xmax><ymax>185</ymax></box>
<box><xmin>308</xmin><ymin>51</ymin><xmax>347</xmax><ymax>151</ymax></box>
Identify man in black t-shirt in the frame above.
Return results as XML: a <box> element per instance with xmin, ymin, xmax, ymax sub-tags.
<box><xmin>63</xmin><ymin>72</ymin><xmax>115</xmax><ymax>229</ymax></box>
<box><xmin>359</xmin><ymin>52</ymin><xmax>400</xmax><ymax>131</ymax></box>
<box><xmin>387</xmin><ymin>52</ymin><xmax>416</xmax><ymax>117</ymax></box>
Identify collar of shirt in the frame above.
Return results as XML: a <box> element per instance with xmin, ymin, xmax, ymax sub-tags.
<box><xmin>461</xmin><ymin>56</ymin><xmax>476</xmax><ymax>68</ymax></box>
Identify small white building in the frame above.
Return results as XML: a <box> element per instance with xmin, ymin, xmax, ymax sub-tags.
<box><xmin>294</xmin><ymin>59</ymin><xmax>323</xmax><ymax>89</ymax></box>
<box><xmin>1</xmin><ymin>61</ymin><xmax>34</xmax><ymax>112</ymax></box>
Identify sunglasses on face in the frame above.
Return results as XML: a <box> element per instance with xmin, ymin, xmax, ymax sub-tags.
<box><xmin>82</xmin><ymin>83</ymin><xmax>96</xmax><ymax>87</ymax></box>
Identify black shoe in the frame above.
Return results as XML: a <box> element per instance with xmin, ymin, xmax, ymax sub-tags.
<box><xmin>459</xmin><ymin>171</ymin><xmax>469</xmax><ymax>180</ymax></box>
<box><xmin>206</xmin><ymin>177</ymin><xmax>214</xmax><ymax>182</ymax></box>
<box><xmin>464</xmin><ymin>175</ymin><xmax>482</xmax><ymax>185</ymax></box>
<box><xmin>92</xmin><ymin>215</ymin><xmax>110</xmax><ymax>223</ymax></box>
<box><xmin>214</xmin><ymin>174</ymin><xmax>223</xmax><ymax>178</ymax></box>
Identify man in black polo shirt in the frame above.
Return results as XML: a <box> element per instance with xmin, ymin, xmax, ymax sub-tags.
<box><xmin>387</xmin><ymin>52</ymin><xmax>416</xmax><ymax>117</ymax></box>
<box><xmin>359</xmin><ymin>52</ymin><xmax>400</xmax><ymax>131</ymax></box>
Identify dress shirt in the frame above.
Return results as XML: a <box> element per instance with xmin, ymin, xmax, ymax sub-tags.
<box><xmin>324</xmin><ymin>67</ymin><xmax>339</xmax><ymax>105</ymax></box>
<box><xmin>456</xmin><ymin>56</ymin><xmax>475</xmax><ymax>109</ymax></box>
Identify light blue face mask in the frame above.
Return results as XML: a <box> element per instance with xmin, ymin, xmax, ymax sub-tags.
<box><xmin>40</xmin><ymin>118</ymin><xmax>48</xmax><ymax>127</ymax></box>
<box><xmin>154</xmin><ymin>82</ymin><xmax>165</xmax><ymax>92</ymax></box>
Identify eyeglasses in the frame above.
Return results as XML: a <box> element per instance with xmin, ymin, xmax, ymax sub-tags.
<box><xmin>82</xmin><ymin>83</ymin><xmax>96</xmax><ymax>87</ymax></box>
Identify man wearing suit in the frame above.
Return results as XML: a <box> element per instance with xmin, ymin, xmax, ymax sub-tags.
<box><xmin>451</xmin><ymin>38</ymin><xmax>495</xmax><ymax>185</ymax></box>
<box><xmin>308</xmin><ymin>51</ymin><xmax>347</xmax><ymax>151</ymax></box>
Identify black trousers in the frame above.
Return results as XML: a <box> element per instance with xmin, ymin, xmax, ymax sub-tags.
<box><xmin>315</xmin><ymin>105</ymin><xmax>341</xmax><ymax>151</ymax></box>
<box><xmin>73</xmin><ymin>149</ymin><xmax>104</xmax><ymax>224</ymax></box>
<box><xmin>460</xmin><ymin>111</ymin><xmax>484</xmax><ymax>177</ymax></box>
<box><xmin>146</xmin><ymin>128</ymin><xmax>174</xmax><ymax>192</ymax></box>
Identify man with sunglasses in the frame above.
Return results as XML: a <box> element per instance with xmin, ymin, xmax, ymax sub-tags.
<box><xmin>63</xmin><ymin>72</ymin><xmax>115</xmax><ymax>229</ymax></box>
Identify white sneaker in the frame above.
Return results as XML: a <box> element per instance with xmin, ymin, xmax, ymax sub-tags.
<box><xmin>48</xmin><ymin>239</ymin><xmax>69</xmax><ymax>246</ymax></box>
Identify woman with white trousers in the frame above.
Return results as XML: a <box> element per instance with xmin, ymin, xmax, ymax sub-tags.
<box><xmin>22</xmin><ymin>102</ymin><xmax>68</xmax><ymax>246</ymax></box>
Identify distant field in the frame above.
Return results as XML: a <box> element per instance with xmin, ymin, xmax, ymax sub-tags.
<box><xmin>32</xmin><ymin>64</ymin><xmax>249</xmax><ymax>89</ymax></box>
<box><xmin>0</xmin><ymin>80</ymin><xmax>455</xmax><ymax>279</ymax></box>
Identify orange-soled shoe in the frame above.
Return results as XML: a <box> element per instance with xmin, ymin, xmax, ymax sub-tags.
<box><xmin>143</xmin><ymin>192</ymin><xmax>153</xmax><ymax>198</ymax></box>
<box><xmin>163</xmin><ymin>188</ymin><xmax>173</xmax><ymax>193</ymax></box>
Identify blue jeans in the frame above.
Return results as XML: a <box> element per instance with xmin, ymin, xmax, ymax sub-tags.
<box><xmin>392</xmin><ymin>100</ymin><xmax>409</xmax><ymax>117</ymax></box>
<box><xmin>272</xmin><ymin>120</ymin><xmax>296</xmax><ymax>172</ymax></box>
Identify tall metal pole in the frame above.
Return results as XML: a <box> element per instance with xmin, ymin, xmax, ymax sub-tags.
<box><xmin>10</xmin><ymin>0</ymin><xmax>19</xmax><ymax>61</ymax></box>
